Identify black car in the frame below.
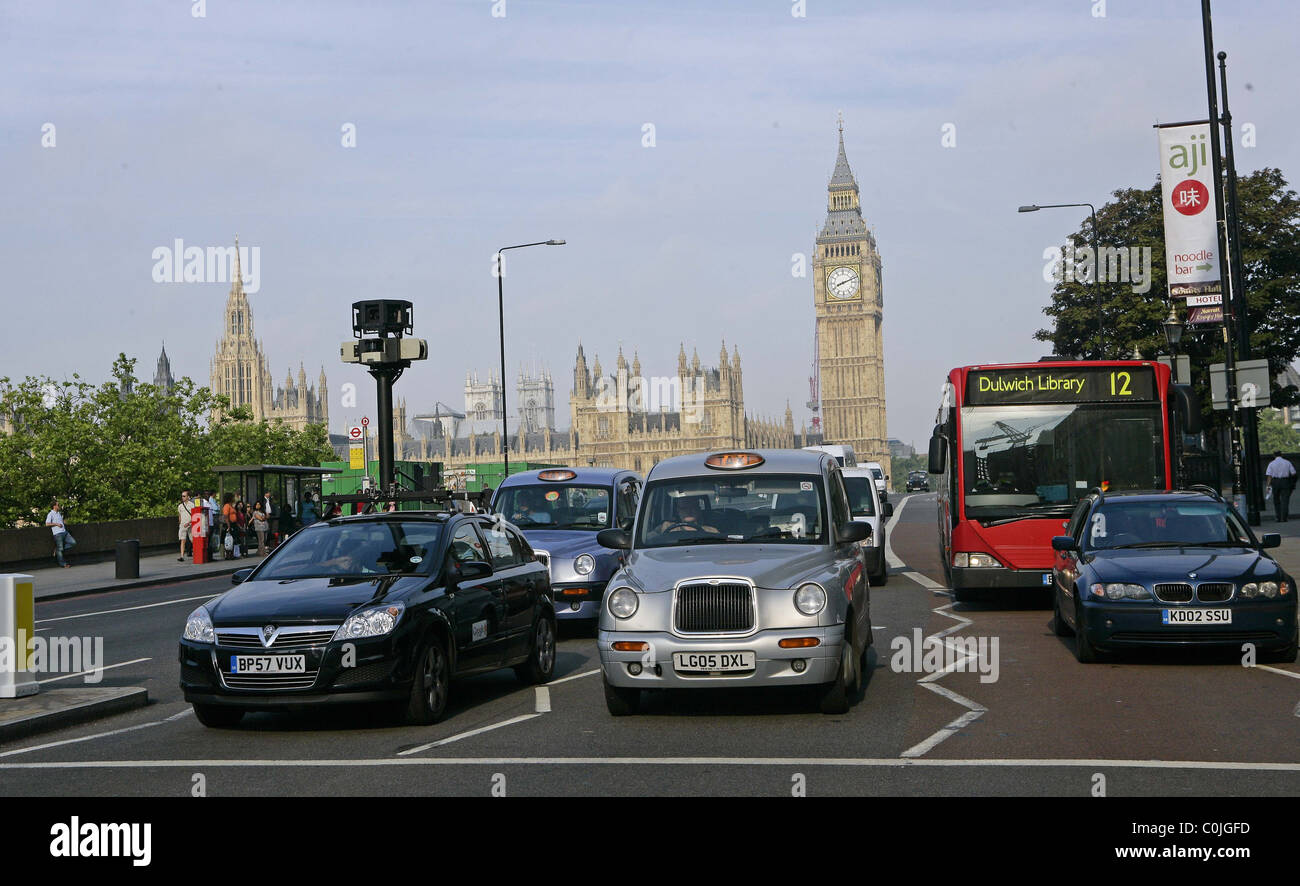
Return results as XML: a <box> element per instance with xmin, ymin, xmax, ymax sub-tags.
<box><xmin>179</xmin><ymin>511</ymin><xmax>556</xmax><ymax>727</ymax></box>
<box><xmin>1050</xmin><ymin>488</ymin><xmax>1297</xmax><ymax>663</ymax></box>
<box><xmin>905</xmin><ymin>471</ymin><xmax>929</xmax><ymax>492</ymax></box>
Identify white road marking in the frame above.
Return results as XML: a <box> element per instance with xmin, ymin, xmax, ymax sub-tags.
<box><xmin>904</xmin><ymin>571</ymin><xmax>946</xmax><ymax>591</ymax></box>
<box><xmin>1257</xmin><ymin>665</ymin><xmax>1300</xmax><ymax>681</ymax></box>
<box><xmin>535</xmin><ymin>686</ymin><xmax>551</xmax><ymax>713</ymax></box>
<box><xmin>549</xmin><ymin>668</ymin><xmax>600</xmax><ymax>686</ymax></box>
<box><xmin>3</xmin><ymin>757</ymin><xmax>1299</xmax><ymax>771</ymax></box>
<box><xmin>165</xmin><ymin>708</ymin><xmax>195</xmax><ymax>721</ymax></box>
<box><xmin>37</xmin><ymin>658</ymin><xmax>151</xmax><ymax>684</ymax></box>
<box><xmin>0</xmin><ymin>721</ymin><xmax>163</xmax><ymax>758</ymax></box>
<box><xmin>883</xmin><ymin>494</ymin><xmax>909</xmax><ymax>569</ymax></box>
<box><xmin>397</xmin><ymin>713</ymin><xmax>543</xmax><ymax>756</ymax></box>
<box><xmin>36</xmin><ymin>593</ymin><xmax>219</xmax><ymax>625</ymax></box>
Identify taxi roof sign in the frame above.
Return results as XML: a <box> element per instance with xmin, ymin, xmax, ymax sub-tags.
<box><xmin>704</xmin><ymin>452</ymin><xmax>765</xmax><ymax>470</ymax></box>
<box><xmin>537</xmin><ymin>469</ymin><xmax>577</xmax><ymax>481</ymax></box>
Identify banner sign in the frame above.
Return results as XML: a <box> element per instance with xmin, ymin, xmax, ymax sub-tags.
<box><xmin>1157</xmin><ymin>122</ymin><xmax>1222</xmax><ymax>306</ymax></box>
<box><xmin>1187</xmin><ymin>305</ymin><xmax>1223</xmax><ymax>325</ymax></box>
<box><xmin>349</xmin><ymin>444</ymin><xmax>364</xmax><ymax>470</ymax></box>
<box><xmin>965</xmin><ymin>366</ymin><xmax>1156</xmax><ymax>405</ymax></box>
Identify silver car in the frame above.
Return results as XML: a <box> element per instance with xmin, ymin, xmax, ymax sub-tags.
<box><xmin>595</xmin><ymin>449</ymin><xmax>873</xmax><ymax>715</ymax></box>
<box><xmin>493</xmin><ymin>467</ymin><xmax>643</xmax><ymax>621</ymax></box>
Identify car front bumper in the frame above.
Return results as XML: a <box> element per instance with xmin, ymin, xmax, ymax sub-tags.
<box><xmin>598</xmin><ymin>625</ymin><xmax>845</xmax><ymax>689</ymax></box>
<box><xmin>178</xmin><ymin>634</ymin><xmax>416</xmax><ymax>708</ymax></box>
<box><xmin>1077</xmin><ymin>600</ymin><xmax>1298</xmax><ymax>651</ymax></box>
<box><xmin>549</xmin><ymin>581</ymin><xmax>606</xmax><ymax>620</ymax></box>
<box><xmin>950</xmin><ymin>565</ymin><xmax>1054</xmax><ymax>590</ymax></box>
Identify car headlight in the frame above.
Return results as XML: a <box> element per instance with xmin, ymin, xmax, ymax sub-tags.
<box><xmin>607</xmin><ymin>587</ymin><xmax>638</xmax><ymax>619</ymax></box>
<box><xmin>954</xmin><ymin>552</ymin><xmax>1003</xmax><ymax>568</ymax></box>
<box><xmin>333</xmin><ymin>603</ymin><xmax>406</xmax><ymax>641</ymax></box>
<box><xmin>574</xmin><ymin>554</ymin><xmax>595</xmax><ymax>576</ymax></box>
<box><xmin>1240</xmin><ymin>582</ymin><xmax>1259</xmax><ymax>598</ymax></box>
<box><xmin>183</xmin><ymin>606</ymin><xmax>215</xmax><ymax>643</ymax></box>
<box><xmin>1094</xmin><ymin>582</ymin><xmax>1151</xmax><ymax>601</ymax></box>
<box><xmin>1260</xmin><ymin>581</ymin><xmax>1279</xmax><ymax>599</ymax></box>
<box><xmin>794</xmin><ymin>582</ymin><xmax>826</xmax><ymax>616</ymax></box>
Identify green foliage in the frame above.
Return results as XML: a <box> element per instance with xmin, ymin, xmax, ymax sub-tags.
<box><xmin>890</xmin><ymin>453</ymin><xmax>928</xmax><ymax>492</ymax></box>
<box><xmin>0</xmin><ymin>355</ymin><xmax>334</xmax><ymax>527</ymax></box>
<box><xmin>1256</xmin><ymin>410</ymin><xmax>1300</xmax><ymax>454</ymax></box>
<box><xmin>1034</xmin><ymin>167</ymin><xmax>1300</xmax><ymax>424</ymax></box>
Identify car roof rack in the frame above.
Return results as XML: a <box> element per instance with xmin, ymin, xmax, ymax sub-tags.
<box><xmin>1187</xmin><ymin>484</ymin><xmax>1224</xmax><ymax>501</ymax></box>
<box><xmin>1089</xmin><ymin>486</ymin><xmax>1105</xmax><ymax>504</ymax></box>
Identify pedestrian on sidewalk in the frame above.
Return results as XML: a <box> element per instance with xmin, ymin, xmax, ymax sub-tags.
<box><xmin>205</xmin><ymin>491</ymin><xmax>220</xmax><ymax>558</ymax></box>
<box><xmin>1266</xmin><ymin>451</ymin><xmax>1297</xmax><ymax>523</ymax></box>
<box><xmin>233</xmin><ymin>502</ymin><xmax>249</xmax><ymax>558</ymax></box>
<box><xmin>178</xmin><ymin>490</ymin><xmax>194</xmax><ymax>560</ymax></box>
<box><xmin>252</xmin><ymin>503</ymin><xmax>268</xmax><ymax>555</ymax></box>
<box><xmin>45</xmin><ymin>499</ymin><xmax>73</xmax><ymax>568</ymax></box>
<box><xmin>301</xmin><ymin>491</ymin><xmax>318</xmax><ymax>526</ymax></box>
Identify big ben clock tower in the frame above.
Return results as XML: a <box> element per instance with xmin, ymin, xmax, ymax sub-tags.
<box><xmin>813</xmin><ymin>117</ymin><xmax>889</xmax><ymax>473</ymax></box>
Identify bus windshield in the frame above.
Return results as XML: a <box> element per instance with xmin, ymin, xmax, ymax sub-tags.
<box><xmin>961</xmin><ymin>402</ymin><xmax>1164</xmax><ymax>518</ymax></box>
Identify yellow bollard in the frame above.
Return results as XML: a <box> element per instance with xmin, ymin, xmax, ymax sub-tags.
<box><xmin>0</xmin><ymin>574</ymin><xmax>39</xmax><ymax>698</ymax></box>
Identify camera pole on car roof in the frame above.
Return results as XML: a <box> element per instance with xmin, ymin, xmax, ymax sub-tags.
<box><xmin>340</xmin><ymin>300</ymin><xmax>428</xmax><ymax>497</ymax></box>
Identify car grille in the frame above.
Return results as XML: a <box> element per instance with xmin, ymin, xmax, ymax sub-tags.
<box><xmin>1196</xmin><ymin>583</ymin><xmax>1234</xmax><ymax>602</ymax></box>
<box><xmin>675</xmin><ymin>581</ymin><xmax>754</xmax><ymax>634</ymax></box>
<box><xmin>1153</xmin><ymin>583</ymin><xmax>1193</xmax><ymax>603</ymax></box>
<box><xmin>216</xmin><ymin>627</ymin><xmax>339</xmax><ymax>649</ymax></box>
<box><xmin>221</xmin><ymin>670</ymin><xmax>320</xmax><ymax>690</ymax></box>
<box><xmin>533</xmin><ymin>550</ymin><xmax>550</xmax><ymax>573</ymax></box>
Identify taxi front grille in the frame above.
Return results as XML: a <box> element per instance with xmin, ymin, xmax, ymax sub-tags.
<box><xmin>1153</xmin><ymin>583</ymin><xmax>1193</xmax><ymax>603</ymax></box>
<box><xmin>675</xmin><ymin>582</ymin><xmax>754</xmax><ymax>634</ymax></box>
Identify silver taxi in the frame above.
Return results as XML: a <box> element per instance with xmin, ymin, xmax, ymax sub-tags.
<box><xmin>595</xmin><ymin>449</ymin><xmax>873</xmax><ymax>715</ymax></box>
<box><xmin>493</xmin><ymin>467</ymin><xmax>642</xmax><ymax>621</ymax></box>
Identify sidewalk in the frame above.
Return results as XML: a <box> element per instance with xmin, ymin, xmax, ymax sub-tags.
<box><xmin>10</xmin><ymin>548</ymin><xmax>269</xmax><ymax>602</ymax></box>
<box><xmin>1258</xmin><ymin>512</ymin><xmax>1300</xmax><ymax>580</ymax></box>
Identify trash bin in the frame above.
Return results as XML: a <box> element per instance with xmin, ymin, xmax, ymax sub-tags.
<box><xmin>115</xmin><ymin>539</ymin><xmax>140</xmax><ymax>580</ymax></box>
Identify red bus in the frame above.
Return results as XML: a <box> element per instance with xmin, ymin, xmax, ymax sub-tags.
<box><xmin>928</xmin><ymin>360</ymin><xmax>1193</xmax><ymax>601</ymax></box>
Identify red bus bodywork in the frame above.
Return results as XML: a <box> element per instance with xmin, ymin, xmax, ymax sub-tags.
<box><xmin>933</xmin><ymin>361</ymin><xmax>1174</xmax><ymax>597</ymax></box>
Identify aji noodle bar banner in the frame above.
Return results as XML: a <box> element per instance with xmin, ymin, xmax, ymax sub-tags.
<box><xmin>1157</xmin><ymin>122</ymin><xmax>1222</xmax><ymax>317</ymax></box>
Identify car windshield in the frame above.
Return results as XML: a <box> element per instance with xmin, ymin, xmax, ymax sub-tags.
<box><xmin>1086</xmin><ymin>501</ymin><xmax>1253</xmax><ymax>549</ymax></box>
<box><xmin>843</xmin><ymin>476</ymin><xmax>876</xmax><ymax>516</ymax></box>
<box><xmin>496</xmin><ymin>484</ymin><xmax>612</xmax><ymax>530</ymax></box>
<box><xmin>636</xmin><ymin>474</ymin><xmax>826</xmax><ymax>548</ymax></box>
<box><xmin>962</xmin><ymin>402</ymin><xmax>1165</xmax><ymax>519</ymax></box>
<box><xmin>869</xmin><ymin>468</ymin><xmax>884</xmax><ymax>480</ymax></box>
<box><xmin>256</xmin><ymin>520</ymin><xmax>444</xmax><ymax>579</ymax></box>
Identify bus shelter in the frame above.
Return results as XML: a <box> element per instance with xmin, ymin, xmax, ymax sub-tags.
<box><xmin>212</xmin><ymin>465</ymin><xmax>337</xmax><ymax>521</ymax></box>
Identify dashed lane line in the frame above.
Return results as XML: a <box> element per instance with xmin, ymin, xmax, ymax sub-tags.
<box><xmin>36</xmin><ymin>593</ymin><xmax>219</xmax><ymax>625</ymax></box>
<box><xmin>37</xmin><ymin>658</ymin><xmax>152</xmax><ymax>684</ymax></box>
<box><xmin>548</xmin><ymin>668</ymin><xmax>599</xmax><ymax>686</ymax></box>
<box><xmin>397</xmin><ymin>714</ymin><xmax>544</xmax><ymax>756</ymax></box>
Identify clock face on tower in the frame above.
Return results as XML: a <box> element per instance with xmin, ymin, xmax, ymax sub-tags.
<box><xmin>826</xmin><ymin>265</ymin><xmax>860</xmax><ymax>300</ymax></box>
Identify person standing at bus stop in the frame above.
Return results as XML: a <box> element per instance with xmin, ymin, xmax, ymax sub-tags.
<box><xmin>1266</xmin><ymin>451</ymin><xmax>1297</xmax><ymax>522</ymax></box>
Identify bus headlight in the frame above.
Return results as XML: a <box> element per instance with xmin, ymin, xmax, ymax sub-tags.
<box><xmin>955</xmin><ymin>552</ymin><xmax>1003</xmax><ymax>568</ymax></box>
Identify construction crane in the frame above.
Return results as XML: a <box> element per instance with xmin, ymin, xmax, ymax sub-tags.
<box><xmin>806</xmin><ymin>326</ymin><xmax>821</xmax><ymax>433</ymax></box>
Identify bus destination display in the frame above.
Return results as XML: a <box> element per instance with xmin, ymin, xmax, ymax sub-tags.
<box><xmin>965</xmin><ymin>366</ymin><xmax>1156</xmax><ymax>405</ymax></box>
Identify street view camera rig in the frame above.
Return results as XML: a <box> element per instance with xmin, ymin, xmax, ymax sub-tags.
<box><xmin>333</xmin><ymin>299</ymin><xmax>494</xmax><ymax>513</ymax></box>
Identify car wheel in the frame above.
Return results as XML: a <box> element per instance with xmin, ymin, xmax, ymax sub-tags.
<box><xmin>603</xmin><ymin>674</ymin><xmax>640</xmax><ymax>716</ymax></box>
<box><xmin>192</xmin><ymin>703</ymin><xmax>243</xmax><ymax>728</ymax></box>
<box><xmin>1051</xmin><ymin>589</ymin><xmax>1073</xmax><ymax>637</ymax></box>
<box><xmin>514</xmin><ymin>613</ymin><xmax>556</xmax><ymax>684</ymax></box>
<box><xmin>406</xmin><ymin>636</ymin><xmax>450</xmax><ymax>725</ymax></box>
<box><xmin>1073</xmin><ymin>598</ymin><xmax>1099</xmax><ymax>663</ymax></box>
<box><xmin>817</xmin><ymin>628</ymin><xmax>856</xmax><ymax>715</ymax></box>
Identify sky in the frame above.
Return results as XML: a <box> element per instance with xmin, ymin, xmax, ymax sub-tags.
<box><xmin>3</xmin><ymin>0</ymin><xmax>1297</xmax><ymax>450</ymax></box>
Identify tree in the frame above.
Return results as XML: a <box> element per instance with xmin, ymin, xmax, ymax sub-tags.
<box><xmin>1258</xmin><ymin>410</ymin><xmax>1300</xmax><ymax>454</ymax></box>
<box><xmin>1035</xmin><ymin>167</ymin><xmax>1300</xmax><ymax>422</ymax></box>
<box><xmin>0</xmin><ymin>355</ymin><xmax>334</xmax><ymax>528</ymax></box>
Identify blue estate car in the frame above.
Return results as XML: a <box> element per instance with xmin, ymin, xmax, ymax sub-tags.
<box><xmin>1050</xmin><ymin>487</ymin><xmax>1297</xmax><ymax>663</ymax></box>
<box><xmin>493</xmin><ymin>468</ymin><xmax>643</xmax><ymax>621</ymax></box>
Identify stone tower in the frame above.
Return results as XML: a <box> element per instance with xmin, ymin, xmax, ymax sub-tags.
<box><xmin>812</xmin><ymin>119</ymin><xmax>888</xmax><ymax>469</ymax></box>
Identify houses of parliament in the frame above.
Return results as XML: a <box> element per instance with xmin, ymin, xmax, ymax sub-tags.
<box><xmin>185</xmin><ymin>124</ymin><xmax>889</xmax><ymax>477</ymax></box>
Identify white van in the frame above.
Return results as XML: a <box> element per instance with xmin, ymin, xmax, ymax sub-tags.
<box><xmin>863</xmin><ymin>461</ymin><xmax>888</xmax><ymax>502</ymax></box>
<box><xmin>842</xmin><ymin>466</ymin><xmax>891</xmax><ymax>584</ymax></box>
<box><xmin>803</xmin><ymin>444</ymin><xmax>857</xmax><ymax>468</ymax></box>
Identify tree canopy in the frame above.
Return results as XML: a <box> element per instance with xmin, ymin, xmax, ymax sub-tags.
<box><xmin>0</xmin><ymin>355</ymin><xmax>334</xmax><ymax>527</ymax></box>
<box><xmin>1035</xmin><ymin>167</ymin><xmax>1300</xmax><ymax>420</ymax></box>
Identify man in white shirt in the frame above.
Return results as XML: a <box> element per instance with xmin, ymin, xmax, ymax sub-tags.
<box><xmin>1266</xmin><ymin>451</ymin><xmax>1297</xmax><ymax>522</ymax></box>
<box><xmin>44</xmin><ymin>499</ymin><xmax>71</xmax><ymax>568</ymax></box>
<box><xmin>178</xmin><ymin>491</ymin><xmax>195</xmax><ymax>561</ymax></box>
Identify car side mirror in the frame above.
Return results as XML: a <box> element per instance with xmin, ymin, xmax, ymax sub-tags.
<box><xmin>452</xmin><ymin>560</ymin><xmax>493</xmax><ymax>582</ymax></box>
<box><xmin>231</xmin><ymin>568</ymin><xmax>254</xmax><ymax>585</ymax></box>
<box><xmin>596</xmin><ymin>528</ymin><xmax>632</xmax><ymax>550</ymax></box>
<box><xmin>1260</xmin><ymin>533</ymin><xmax>1281</xmax><ymax>550</ymax></box>
<box><xmin>837</xmin><ymin>522</ymin><xmax>871</xmax><ymax>545</ymax></box>
<box><xmin>882</xmin><ymin>502</ymin><xmax>894</xmax><ymax>519</ymax></box>
<box><xmin>1051</xmin><ymin>536</ymin><xmax>1079</xmax><ymax>553</ymax></box>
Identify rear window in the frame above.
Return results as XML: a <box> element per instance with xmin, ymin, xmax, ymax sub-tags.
<box><xmin>843</xmin><ymin>476</ymin><xmax>876</xmax><ymax>516</ymax></box>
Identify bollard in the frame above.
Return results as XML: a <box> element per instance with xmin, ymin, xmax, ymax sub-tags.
<box><xmin>191</xmin><ymin>506</ymin><xmax>209</xmax><ymax>565</ymax></box>
<box><xmin>115</xmin><ymin>539</ymin><xmax>140</xmax><ymax>579</ymax></box>
<box><xmin>0</xmin><ymin>574</ymin><xmax>39</xmax><ymax>698</ymax></box>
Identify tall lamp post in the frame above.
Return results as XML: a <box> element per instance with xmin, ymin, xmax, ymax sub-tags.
<box><xmin>1019</xmin><ymin>203</ymin><xmax>1104</xmax><ymax>359</ymax></box>
<box><xmin>1164</xmin><ymin>305</ymin><xmax>1185</xmax><ymax>488</ymax></box>
<box><xmin>495</xmin><ymin>239</ymin><xmax>565</xmax><ymax>480</ymax></box>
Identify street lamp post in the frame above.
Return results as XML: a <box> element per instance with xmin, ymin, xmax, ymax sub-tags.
<box><xmin>1019</xmin><ymin>203</ymin><xmax>1104</xmax><ymax>358</ymax></box>
<box><xmin>1164</xmin><ymin>305</ymin><xmax>1186</xmax><ymax>488</ymax></box>
<box><xmin>495</xmin><ymin>239</ymin><xmax>565</xmax><ymax>480</ymax></box>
